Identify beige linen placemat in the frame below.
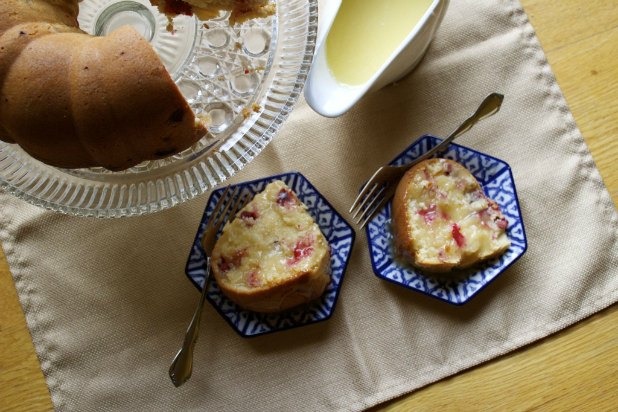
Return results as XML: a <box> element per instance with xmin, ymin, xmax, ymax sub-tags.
<box><xmin>1</xmin><ymin>0</ymin><xmax>617</xmax><ymax>410</ymax></box>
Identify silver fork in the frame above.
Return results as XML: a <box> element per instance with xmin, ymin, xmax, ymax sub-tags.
<box><xmin>349</xmin><ymin>93</ymin><xmax>504</xmax><ymax>228</ymax></box>
<box><xmin>169</xmin><ymin>186</ymin><xmax>248</xmax><ymax>387</ymax></box>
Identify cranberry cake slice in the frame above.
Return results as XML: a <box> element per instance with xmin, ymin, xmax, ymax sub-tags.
<box><xmin>210</xmin><ymin>180</ymin><xmax>330</xmax><ymax>313</ymax></box>
<box><xmin>392</xmin><ymin>158</ymin><xmax>510</xmax><ymax>272</ymax></box>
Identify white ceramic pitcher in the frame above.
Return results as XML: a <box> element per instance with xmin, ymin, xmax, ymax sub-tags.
<box><xmin>305</xmin><ymin>0</ymin><xmax>449</xmax><ymax>117</ymax></box>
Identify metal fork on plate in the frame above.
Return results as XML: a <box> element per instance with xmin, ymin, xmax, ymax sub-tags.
<box><xmin>349</xmin><ymin>93</ymin><xmax>505</xmax><ymax>228</ymax></box>
<box><xmin>168</xmin><ymin>186</ymin><xmax>247</xmax><ymax>387</ymax></box>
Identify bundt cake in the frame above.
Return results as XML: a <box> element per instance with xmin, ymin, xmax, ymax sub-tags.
<box><xmin>392</xmin><ymin>158</ymin><xmax>510</xmax><ymax>272</ymax></box>
<box><xmin>152</xmin><ymin>0</ymin><xmax>275</xmax><ymax>25</ymax></box>
<box><xmin>211</xmin><ymin>180</ymin><xmax>331</xmax><ymax>313</ymax></box>
<box><xmin>0</xmin><ymin>0</ymin><xmax>211</xmax><ymax>171</ymax></box>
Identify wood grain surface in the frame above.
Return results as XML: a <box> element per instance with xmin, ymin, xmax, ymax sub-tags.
<box><xmin>0</xmin><ymin>1</ymin><xmax>616</xmax><ymax>411</ymax></box>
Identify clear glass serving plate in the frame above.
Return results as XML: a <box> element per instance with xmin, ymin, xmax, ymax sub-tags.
<box><xmin>0</xmin><ymin>0</ymin><xmax>317</xmax><ymax>217</ymax></box>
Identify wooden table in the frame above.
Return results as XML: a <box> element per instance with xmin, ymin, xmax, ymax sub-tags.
<box><xmin>1</xmin><ymin>1</ymin><xmax>616</xmax><ymax>410</ymax></box>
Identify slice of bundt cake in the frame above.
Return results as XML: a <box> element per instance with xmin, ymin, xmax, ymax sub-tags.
<box><xmin>0</xmin><ymin>0</ymin><xmax>206</xmax><ymax>171</ymax></box>
<box><xmin>211</xmin><ymin>180</ymin><xmax>331</xmax><ymax>313</ymax></box>
<box><xmin>0</xmin><ymin>0</ymin><xmax>274</xmax><ymax>171</ymax></box>
<box><xmin>392</xmin><ymin>158</ymin><xmax>510</xmax><ymax>272</ymax></box>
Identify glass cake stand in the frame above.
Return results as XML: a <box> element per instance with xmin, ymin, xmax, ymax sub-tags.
<box><xmin>0</xmin><ymin>0</ymin><xmax>317</xmax><ymax>217</ymax></box>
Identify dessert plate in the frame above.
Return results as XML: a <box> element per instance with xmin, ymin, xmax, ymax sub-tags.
<box><xmin>0</xmin><ymin>0</ymin><xmax>317</xmax><ymax>217</ymax></box>
<box><xmin>366</xmin><ymin>135</ymin><xmax>527</xmax><ymax>305</ymax></box>
<box><xmin>185</xmin><ymin>172</ymin><xmax>355</xmax><ymax>337</ymax></box>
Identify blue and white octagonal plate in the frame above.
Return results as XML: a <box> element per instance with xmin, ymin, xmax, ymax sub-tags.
<box><xmin>367</xmin><ymin>135</ymin><xmax>527</xmax><ymax>305</ymax></box>
<box><xmin>186</xmin><ymin>171</ymin><xmax>355</xmax><ymax>337</ymax></box>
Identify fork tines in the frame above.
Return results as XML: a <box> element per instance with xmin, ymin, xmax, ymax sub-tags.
<box><xmin>210</xmin><ymin>186</ymin><xmax>250</xmax><ymax>229</ymax></box>
<box><xmin>349</xmin><ymin>182</ymin><xmax>392</xmax><ymax>229</ymax></box>
<box><xmin>202</xmin><ymin>186</ymin><xmax>250</xmax><ymax>253</ymax></box>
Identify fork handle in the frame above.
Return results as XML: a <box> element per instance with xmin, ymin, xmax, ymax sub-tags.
<box><xmin>168</xmin><ymin>259</ymin><xmax>211</xmax><ymax>387</ymax></box>
<box><xmin>413</xmin><ymin>93</ymin><xmax>504</xmax><ymax>164</ymax></box>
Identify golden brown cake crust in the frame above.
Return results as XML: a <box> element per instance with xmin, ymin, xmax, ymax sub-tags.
<box><xmin>0</xmin><ymin>0</ymin><xmax>79</xmax><ymax>36</ymax></box>
<box><xmin>214</xmin><ymin>252</ymin><xmax>330</xmax><ymax>313</ymax></box>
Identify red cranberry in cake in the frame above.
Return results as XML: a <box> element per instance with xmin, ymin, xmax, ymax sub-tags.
<box><xmin>211</xmin><ymin>180</ymin><xmax>330</xmax><ymax>313</ymax></box>
<box><xmin>276</xmin><ymin>187</ymin><xmax>299</xmax><ymax>208</ymax></box>
<box><xmin>392</xmin><ymin>158</ymin><xmax>510</xmax><ymax>272</ymax></box>
<box><xmin>239</xmin><ymin>207</ymin><xmax>259</xmax><ymax>226</ymax></box>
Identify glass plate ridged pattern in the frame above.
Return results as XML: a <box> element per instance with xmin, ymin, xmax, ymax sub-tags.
<box><xmin>0</xmin><ymin>0</ymin><xmax>317</xmax><ymax>217</ymax></box>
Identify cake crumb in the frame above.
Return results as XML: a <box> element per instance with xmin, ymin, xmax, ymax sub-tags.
<box><xmin>196</xmin><ymin>113</ymin><xmax>212</xmax><ymax>129</ymax></box>
<box><xmin>242</xmin><ymin>103</ymin><xmax>262</xmax><ymax>119</ymax></box>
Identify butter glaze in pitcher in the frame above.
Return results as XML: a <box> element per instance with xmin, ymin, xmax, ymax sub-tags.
<box><xmin>305</xmin><ymin>0</ymin><xmax>449</xmax><ymax>117</ymax></box>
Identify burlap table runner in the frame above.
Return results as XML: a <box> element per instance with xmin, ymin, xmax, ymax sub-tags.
<box><xmin>1</xmin><ymin>1</ymin><xmax>617</xmax><ymax>410</ymax></box>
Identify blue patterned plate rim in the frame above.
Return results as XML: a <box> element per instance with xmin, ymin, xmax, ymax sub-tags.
<box><xmin>365</xmin><ymin>134</ymin><xmax>528</xmax><ymax>305</ymax></box>
<box><xmin>185</xmin><ymin>171</ymin><xmax>356</xmax><ymax>337</ymax></box>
